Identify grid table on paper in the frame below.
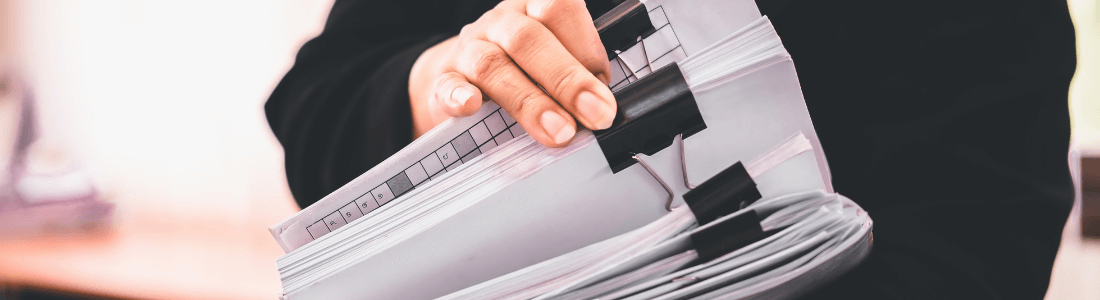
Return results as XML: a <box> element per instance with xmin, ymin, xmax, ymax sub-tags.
<box><xmin>303</xmin><ymin>5</ymin><xmax>684</xmax><ymax>241</ymax></box>
<box><xmin>306</xmin><ymin>108</ymin><xmax>522</xmax><ymax>239</ymax></box>
<box><xmin>608</xmin><ymin>6</ymin><xmax>688</xmax><ymax>91</ymax></box>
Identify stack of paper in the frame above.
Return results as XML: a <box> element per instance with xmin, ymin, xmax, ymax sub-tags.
<box><xmin>444</xmin><ymin>190</ymin><xmax>870</xmax><ymax>300</ymax></box>
<box><xmin>437</xmin><ymin>133</ymin><xmax>871</xmax><ymax>300</ymax></box>
<box><xmin>270</xmin><ymin>1</ymin><xmax>872</xmax><ymax>299</ymax></box>
<box><xmin>268</xmin><ymin>0</ymin><xmax>775</xmax><ymax>254</ymax></box>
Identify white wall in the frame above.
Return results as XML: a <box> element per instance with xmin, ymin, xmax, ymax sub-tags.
<box><xmin>7</xmin><ymin>0</ymin><xmax>333</xmax><ymax>233</ymax></box>
<box><xmin>3</xmin><ymin>1</ymin><xmax>334</xmax><ymax>298</ymax></box>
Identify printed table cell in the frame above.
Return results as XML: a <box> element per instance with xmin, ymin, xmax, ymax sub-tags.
<box><xmin>356</xmin><ymin>195</ymin><xmax>379</xmax><ymax>213</ymax></box>
<box><xmin>371</xmin><ymin>184</ymin><xmax>395</xmax><ymax>206</ymax></box>
<box><xmin>435</xmin><ymin>143</ymin><xmax>460</xmax><ymax>167</ymax></box>
<box><xmin>451</xmin><ymin>132</ymin><xmax>478</xmax><ymax>156</ymax></box>
<box><xmin>479</xmin><ymin>139</ymin><xmax>498</xmax><ymax>153</ymax></box>
<box><xmin>609</xmin><ymin>58</ymin><xmax>629</xmax><ymax>89</ymax></box>
<box><xmin>643</xmin><ymin>25</ymin><xmax>682</xmax><ymax>67</ymax></box>
<box><xmin>322</xmin><ymin>212</ymin><xmax>347</xmax><ymax>232</ymax></box>
<box><xmin>339</xmin><ymin>202</ymin><xmax>364</xmax><ymax>224</ymax></box>
<box><xmin>501</xmin><ymin>109</ymin><xmax>517</xmax><ymax>125</ymax></box>
<box><xmin>446</xmin><ymin>160</ymin><xmax>463</xmax><ymax>171</ymax></box>
<box><xmin>485</xmin><ymin>111</ymin><xmax>509</xmax><ymax>135</ymax></box>
<box><xmin>430</xmin><ymin>168</ymin><xmax>448</xmax><ymax>180</ymax></box>
<box><xmin>650</xmin><ymin>46</ymin><xmax>686</xmax><ymax>74</ymax></box>
<box><xmin>405</xmin><ymin>162</ymin><xmax>429</xmax><ymax>185</ymax></box>
<box><xmin>618</xmin><ymin>42</ymin><xmax>652</xmax><ymax>78</ymax></box>
<box><xmin>461</xmin><ymin>149</ymin><xmax>482</xmax><ymax>163</ymax></box>
<box><xmin>648</xmin><ymin>6</ymin><xmax>669</xmax><ymax>26</ymax></box>
<box><xmin>494</xmin><ymin>130</ymin><xmax>514</xmax><ymax>145</ymax></box>
<box><xmin>510</xmin><ymin>125</ymin><xmax>527</xmax><ymax>137</ymax></box>
<box><xmin>387</xmin><ymin>172</ymin><xmax>414</xmax><ymax>197</ymax></box>
<box><xmin>469</xmin><ymin>122</ymin><xmax>493</xmax><ymax>145</ymax></box>
<box><xmin>306</xmin><ymin>222</ymin><xmax>330</xmax><ymax>239</ymax></box>
<box><xmin>421</xmin><ymin>152</ymin><xmax>445</xmax><ymax>175</ymax></box>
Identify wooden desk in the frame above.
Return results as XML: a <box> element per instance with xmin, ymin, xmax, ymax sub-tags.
<box><xmin>0</xmin><ymin>210</ymin><xmax>294</xmax><ymax>299</ymax></box>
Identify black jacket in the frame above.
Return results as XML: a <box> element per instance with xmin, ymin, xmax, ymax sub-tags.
<box><xmin>265</xmin><ymin>0</ymin><xmax>1076</xmax><ymax>298</ymax></box>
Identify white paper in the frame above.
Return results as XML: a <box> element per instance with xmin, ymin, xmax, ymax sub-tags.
<box><xmin>270</xmin><ymin>102</ymin><xmax>522</xmax><ymax>252</ymax></box>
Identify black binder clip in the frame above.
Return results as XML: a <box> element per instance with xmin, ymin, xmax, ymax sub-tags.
<box><xmin>595</xmin><ymin>0</ymin><xmax>656</xmax><ymax>60</ymax></box>
<box><xmin>689</xmin><ymin>209</ymin><xmax>764</xmax><ymax>262</ymax></box>
<box><xmin>595</xmin><ymin>62</ymin><xmax>707</xmax><ymax>211</ymax></box>
<box><xmin>682</xmin><ymin>160</ymin><xmax>766</xmax><ymax>262</ymax></box>
<box><xmin>682</xmin><ymin>162</ymin><xmax>766</xmax><ymax>262</ymax></box>
<box><xmin>682</xmin><ymin>162</ymin><xmax>763</xmax><ymax>225</ymax></box>
<box><xmin>594</xmin><ymin>63</ymin><xmax>706</xmax><ymax>174</ymax></box>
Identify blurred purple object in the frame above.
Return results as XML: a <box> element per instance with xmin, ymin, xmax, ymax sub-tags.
<box><xmin>0</xmin><ymin>63</ymin><xmax>112</xmax><ymax>234</ymax></box>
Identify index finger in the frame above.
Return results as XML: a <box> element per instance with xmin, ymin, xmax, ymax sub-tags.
<box><xmin>504</xmin><ymin>0</ymin><xmax>611</xmax><ymax>84</ymax></box>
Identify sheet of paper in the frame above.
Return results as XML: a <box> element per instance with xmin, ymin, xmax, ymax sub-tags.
<box><xmin>282</xmin><ymin>23</ymin><xmax>838</xmax><ymax>300</ymax></box>
<box><xmin>269</xmin><ymin>102</ymin><xmax>524</xmax><ymax>252</ymax></box>
<box><xmin>271</xmin><ymin>0</ymin><xmax>764</xmax><ymax>253</ymax></box>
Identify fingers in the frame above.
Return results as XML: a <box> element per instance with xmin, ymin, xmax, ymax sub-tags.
<box><xmin>415</xmin><ymin>0</ymin><xmax>617</xmax><ymax>147</ymax></box>
<box><xmin>469</xmin><ymin>9</ymin><xmax>617</xmax><ymax>131</ymax></box>
<box><xmin>452</xmin><ymin>38</ymin><xmax>577</xmax><ymax>147</ymax></box>
<box><xmin>432</xmin><ymin>72</ymin><xmax>483</xmax><ymax>117</ymax></box>
<box><xmin>521</xmin><ymin>0</ymin><xmax>611</xmax><ymax>84</ymax></box>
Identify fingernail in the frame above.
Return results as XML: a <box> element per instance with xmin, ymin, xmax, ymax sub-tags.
<box><xmin>541</xmin><ymin>111</ymin><xmax>575</xmax><ymax>144</ymax></box>
<box><xmin>449</xmin><ymin>87</ymin><xmax>474</xmax><ymax>107</ymax></box>
<box><xmin>577</xmin><ymin>91</ymin><xmax>615</xmax><ymax>130</ymax></box>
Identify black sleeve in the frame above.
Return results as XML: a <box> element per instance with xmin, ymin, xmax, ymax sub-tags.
<box><xmin>264</xmin><ymin>0</ymin><xmax>456</xmax><ymax>209</ymax></box>
<box><xmin>265</xmin><ymin>0</ymin><xmax>616</xmax><ymax>209</ymax></box>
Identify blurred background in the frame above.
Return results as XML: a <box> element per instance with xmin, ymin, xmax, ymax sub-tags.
<box><xmin>0</xmin><ymin>0</ymin><xmax>1095</xmax><ymax>299</ymax></box>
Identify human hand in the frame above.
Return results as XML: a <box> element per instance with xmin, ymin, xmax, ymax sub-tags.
<box><xmin>408</xmin><ymin>0</ymin><xmax>615</xmax><ymax>147</ymax></box>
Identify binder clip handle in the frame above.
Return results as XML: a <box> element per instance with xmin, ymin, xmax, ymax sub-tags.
<box><xmin>595</xmin><ymin>63</ymin><xmax>706</xmax><ymax>174</ymax></box>
<box><xmin>595</xmin><ymin>0</ymin><xmax>656</xmax><ymax>60</ymax></box>
<box><xmin>630</xmin><ymin>152</ymin><xmax>674</xmax><ymax>211</ymax></box>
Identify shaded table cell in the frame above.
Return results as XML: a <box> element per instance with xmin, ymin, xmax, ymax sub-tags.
<box><xmin>451</xmin><ymin>132</ymin><xmax>478</xmax><ymax>156</ymax></box>
<box><xmin>461</xmin><ymin>149</ymin><xmax>482</xmax><ymax>163</ymax></box>
<box><xmin>386</xmin><ymin>172</ymin><xmax>414</xmax><ymax>197</ymax></box>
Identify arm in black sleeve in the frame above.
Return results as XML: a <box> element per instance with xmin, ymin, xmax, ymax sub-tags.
<box><xmin>265</xmin><ymin>0</ymin><xmax>620</xmax><ymax>209</ymax></box>
<box><xmin>264</xmin><ymin>0</ymin><xmax>456</xmax><ymax>209</ymax></box>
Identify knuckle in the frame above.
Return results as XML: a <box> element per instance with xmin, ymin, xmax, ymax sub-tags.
<box><xmin>510</xmin><ymin>89</ymin><xmax>545</xmax><ymax>117</ymax></box>
<box><xmin>547</xmin><ymin>66</ymin><xmax>587</xmax><ymax>98</ymax></box>
<box><xmin>491</xmin><ymin>16</ymin><xmax>541</xmax><ymax>54</ymax></box>
<box><xmin>467</xmin><ymin>47</ymin><xmax>510</xmax><ymax>82</ymax></box>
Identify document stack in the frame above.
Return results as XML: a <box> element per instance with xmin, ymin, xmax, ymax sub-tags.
<box><xmin>270</xmin><ymin>0</ymin><xmax>873</xmax><ymax>299</ymax></box>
